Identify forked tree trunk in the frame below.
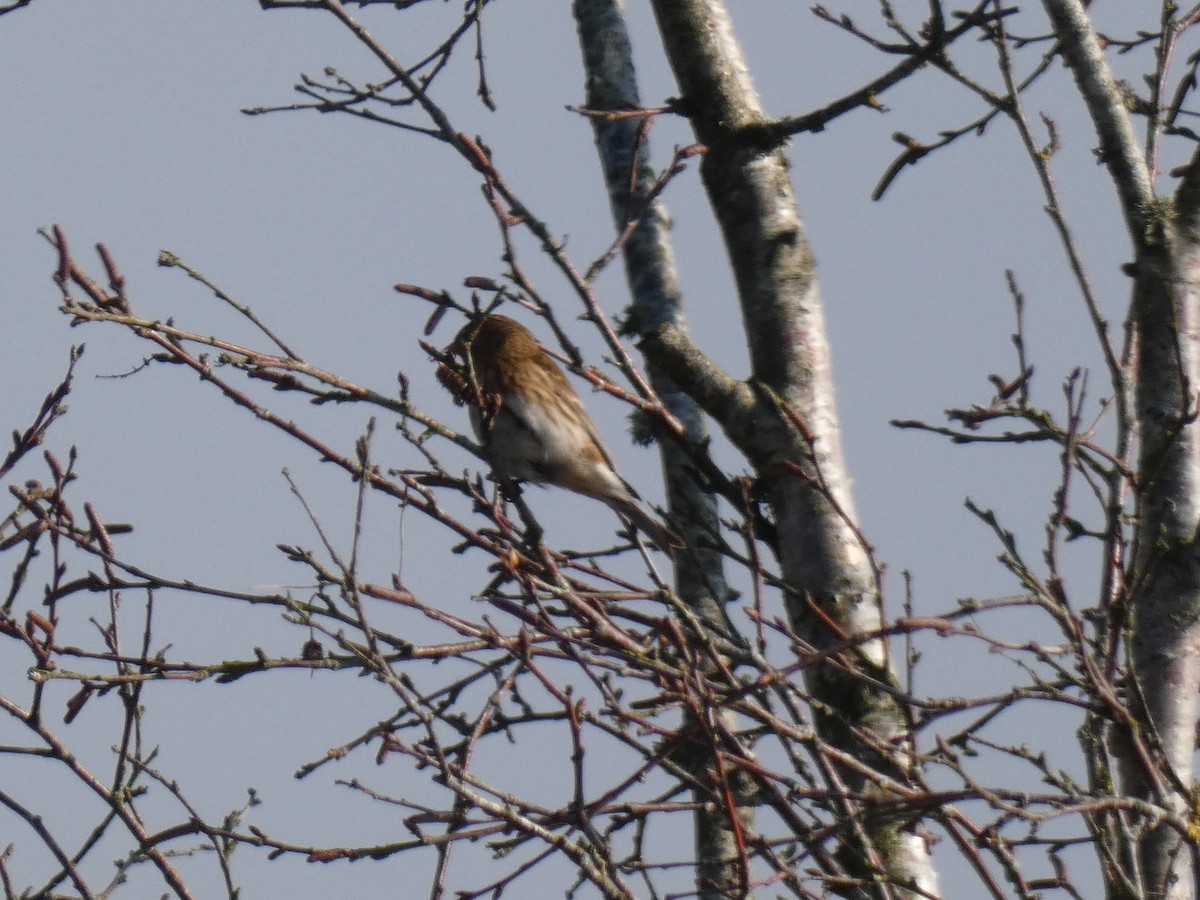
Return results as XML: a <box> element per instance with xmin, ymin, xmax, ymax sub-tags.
<box><xmin>642</xmin><ymin>0</ymin><xmax>939</xmax><ymax>895</ymax></box>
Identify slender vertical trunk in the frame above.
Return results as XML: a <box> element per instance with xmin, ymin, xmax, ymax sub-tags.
<box><xmin>1125</xmin><ymin>190</ymin><xmax>1200</xmax><ymax>899</ymax></box>
<box><xmin>572</xmin><ymin>3</ymin><xmax>752</xmax><ymax>896</ymax></box>
<box><xmin>1041</xmin><ymin>2</ymin><xmax>1200</xmax><ymax>896</ymax></box>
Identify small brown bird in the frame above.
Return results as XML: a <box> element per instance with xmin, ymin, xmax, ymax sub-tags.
<box><xmin>444</xmin><ymin>314</ymin><xmax>682</xmax><ymax>557</ymax></box>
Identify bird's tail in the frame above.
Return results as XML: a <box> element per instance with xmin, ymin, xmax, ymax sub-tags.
<box><xmin>606</xmin><ymin>497</ymin><xmax>685</xmax><ymax>560</ymax></box>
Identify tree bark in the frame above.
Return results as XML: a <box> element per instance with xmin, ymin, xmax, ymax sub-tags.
<box><xmin>572</xmin><ymin>2</ymin><xmax>753</xmax><ymax>897</ymax></box>
<box><xmin>1043</xmin><ymin>1</ymin><xmax>1200</xmax><ymax>896</ymax></box>
<box><xmin>642</xmin><ymin>0</ymin><xmax>939</xmax><ymax>895</ymax></box>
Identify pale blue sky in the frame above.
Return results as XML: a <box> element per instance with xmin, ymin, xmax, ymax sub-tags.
<box><xmin>0</xmin><ymin>2</ymin><xmax>1157</xmax><ymax>896</ymax></box>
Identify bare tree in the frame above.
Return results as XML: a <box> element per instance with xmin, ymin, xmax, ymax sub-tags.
<box><xmin>5</xmin><ymin>2</ymin><xmax>1200</xmax><ymax>899</ymax></box>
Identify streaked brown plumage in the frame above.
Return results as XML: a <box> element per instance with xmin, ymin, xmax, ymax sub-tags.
<box><xmin>447</xmin><ymin>314</ymin><xmax>682</xmax><ymax>557</ymax></box>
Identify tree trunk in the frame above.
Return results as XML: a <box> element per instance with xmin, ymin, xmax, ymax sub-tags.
<box><xmin>642</xmin><ymin>0</ymin><xmax>939</xmax><ymax>895</ymax></box>
<box><xmin>1043</xmin><ymin>1</ymin><xmax>1200</xmax><ymax>896</ymax></box>
<box><xmin>573</xmin><ymin>2</ymin><xmax>753</xmax><ymax>896</ymax></box>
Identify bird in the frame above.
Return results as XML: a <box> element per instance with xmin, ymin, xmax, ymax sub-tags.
<box><xmin>441</xmin><ymin>313</ymin><xmax>683</xmax><ymax>558</ymax></box>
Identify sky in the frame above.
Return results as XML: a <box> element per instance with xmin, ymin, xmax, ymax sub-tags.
<box><xmin>0</xmin><ymin>1</ymin><xmax>1166</xmax><ymax>897</ymax></box>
